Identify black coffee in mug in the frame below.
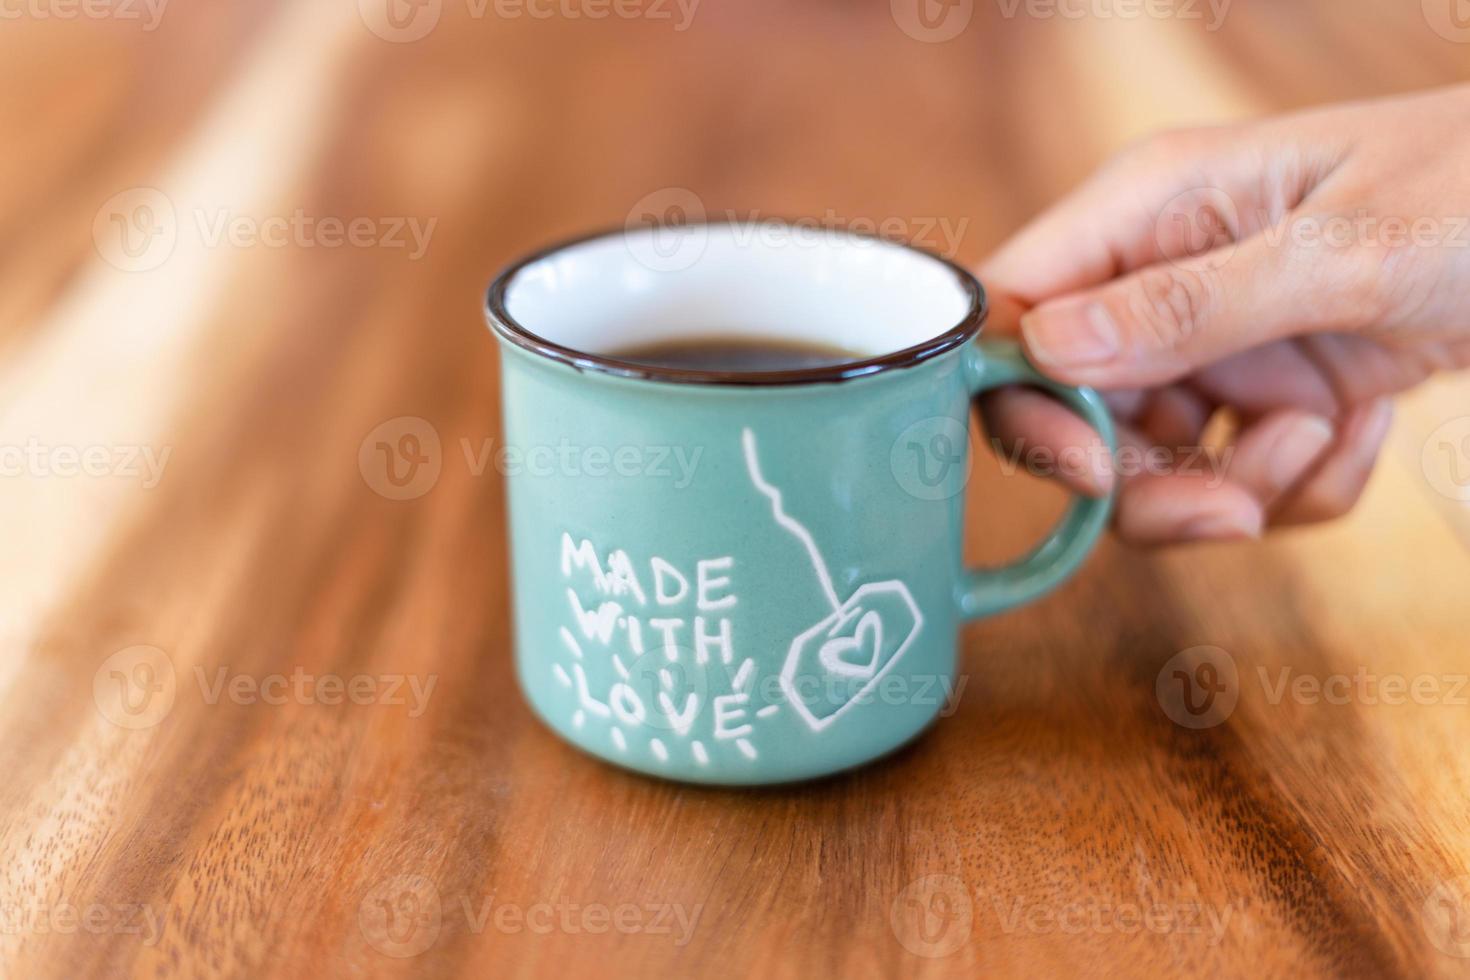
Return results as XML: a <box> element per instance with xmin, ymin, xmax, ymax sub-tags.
<box><xmin>608</xmin><ymin>336</ymin><xmax>865</xmax><ymax>372</ymax></box>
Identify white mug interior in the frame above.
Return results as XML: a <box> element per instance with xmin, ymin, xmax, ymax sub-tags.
<box><xmin>499</xmin><ymin>222</ymin><xmax>975</xmax><ymax>361</ymax></box>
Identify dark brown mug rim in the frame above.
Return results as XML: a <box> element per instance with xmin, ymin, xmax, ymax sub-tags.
<box><xmin>483</xmin><ymin>218</ymin><xmax>987</xmax><ymax>386</ymax></box>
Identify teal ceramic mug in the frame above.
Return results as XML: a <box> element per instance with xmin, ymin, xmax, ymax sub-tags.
<box><xmin>486</xmin><ymin>220</ymin><xmax>1115</xmax><ymax>785</ymax></box>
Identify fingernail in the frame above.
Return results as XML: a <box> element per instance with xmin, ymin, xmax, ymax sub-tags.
<box><xmin>1181</xmin><ymin>510</ymin><xmax>1263</xmax><ymax>541</ymax></box>
<box><xmin>1021</xmin><ymin>301</ymin><xmax>1120</xmax><ymax>369</ymax></box>
<box><xmin>1266</xmin><ymin>416</ymin><xmax>1334</xmax><ymax>492</ymax></box>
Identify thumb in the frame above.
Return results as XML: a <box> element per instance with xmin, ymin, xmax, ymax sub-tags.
<box><xmin>1016</xmin><ymin>234</ymin><xmax>1346</xmax><ymax>389</ymax></box>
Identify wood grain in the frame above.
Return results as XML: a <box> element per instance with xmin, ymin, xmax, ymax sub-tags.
<box><xmin>2</xmin><ymin>2</ymin><xmax>1469</xmax><ymax>977</ymax></box>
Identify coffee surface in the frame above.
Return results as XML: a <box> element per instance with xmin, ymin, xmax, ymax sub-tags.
<box><xmin>607</xmin><ymin>336</ymin><xmax>866</xmax><ymax>372</ymax></box>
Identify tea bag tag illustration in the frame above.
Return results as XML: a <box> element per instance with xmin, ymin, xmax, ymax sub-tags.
<box><xmin>742</xmin><ymin>429</ymin><xmax>923</xmax><ymax>733</ymax></box>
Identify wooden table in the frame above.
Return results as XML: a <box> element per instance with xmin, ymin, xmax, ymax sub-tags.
<box><xmin>3</xmin><ymin>2</ymin><xmax>1469</xmax><ymax>977</ymax></box>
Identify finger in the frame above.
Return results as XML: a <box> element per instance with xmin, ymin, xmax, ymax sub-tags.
<box><xmin>984</xmin><ymin>291</ymin><xmax>1155</xmax><ymax>423</ymax></box>
<box><xmin>1189</xmin><ymin>334</ymin><xmax>1431</xmax><ymax>422</ymax></box>
<box><xmin>979</xmin><ymin>127</ymin><xmax>1255</xmax><ymax>300</ymax></box>
<box><xmin>979</xmin><ymin>387</ymin><xmax>1114</xmax><ymax>497</ymax></box>
<box><xmin>1293</xmin><ymin>333</ymin><xmax>1435</xmax><ymax>404</ymax></box>
<box><xmin>1223</xmin><ymin>410</ymin><xmax>1337</xmax><ymax>510</ymax></box>
<box><xmin>1016</xmin><ymin>234</ymin><xmax>1355</xmax><ymax>389</ymax></box>
<box><xmin>986</xmin><ymin>290</ymin><xmax>1162</xmax><ymax>429</ymax></box>
<box><xmin>1189</xmin><ymin>340</ymin><xmax>1342</xmax><ymax>419</ymax></box>
<box><xmin>1135</xmin><ymin>385</ymin><xmax>1214</xmax><ymax>451</ymax></box>
<box><xmin>985</xmin><ymin>290</ymin><xmax>1201</xmax><ymax>436</ymax></box>
<box><xmin>1113</xmin><ymin>470</ymin><xmax>1263</xmax><ymax>546</ymax></box>
<box><xmin>1274</xmin><ymin>398</ymin><xmax>1394</xmax><ymax>525</ymax></box>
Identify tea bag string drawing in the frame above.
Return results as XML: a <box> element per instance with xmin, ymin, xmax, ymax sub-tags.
<box><xmin>741</xmin><ymin>427</ymin><xmax>842</xmax><ymax>615</ymax></box>
<box><xmin>742</xmin><ymin>426</ymin><xmax>925</xmax><ymax>735</ymax></box>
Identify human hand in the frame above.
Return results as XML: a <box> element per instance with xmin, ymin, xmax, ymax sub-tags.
<box><xmin>978</xmin><ymin>84</ymin><xmax>1470</xmax><ymax>545</ymax></box>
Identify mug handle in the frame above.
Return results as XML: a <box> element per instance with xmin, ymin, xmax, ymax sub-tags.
<box><xmin>956</xmin><ymin>338</ymin><xmax>1117</xmax><ymax>621</ymax></box>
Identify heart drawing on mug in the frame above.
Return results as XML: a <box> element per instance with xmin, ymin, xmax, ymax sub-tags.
<box><xmin>743</xmin><ymin>428</ymin><xmax>924</xmax><ymax>733</ymax></box>
<box><xmin>818</xmin><ymin>609</ymin><xmax>884</xmax><ymax>679</ymax></box>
